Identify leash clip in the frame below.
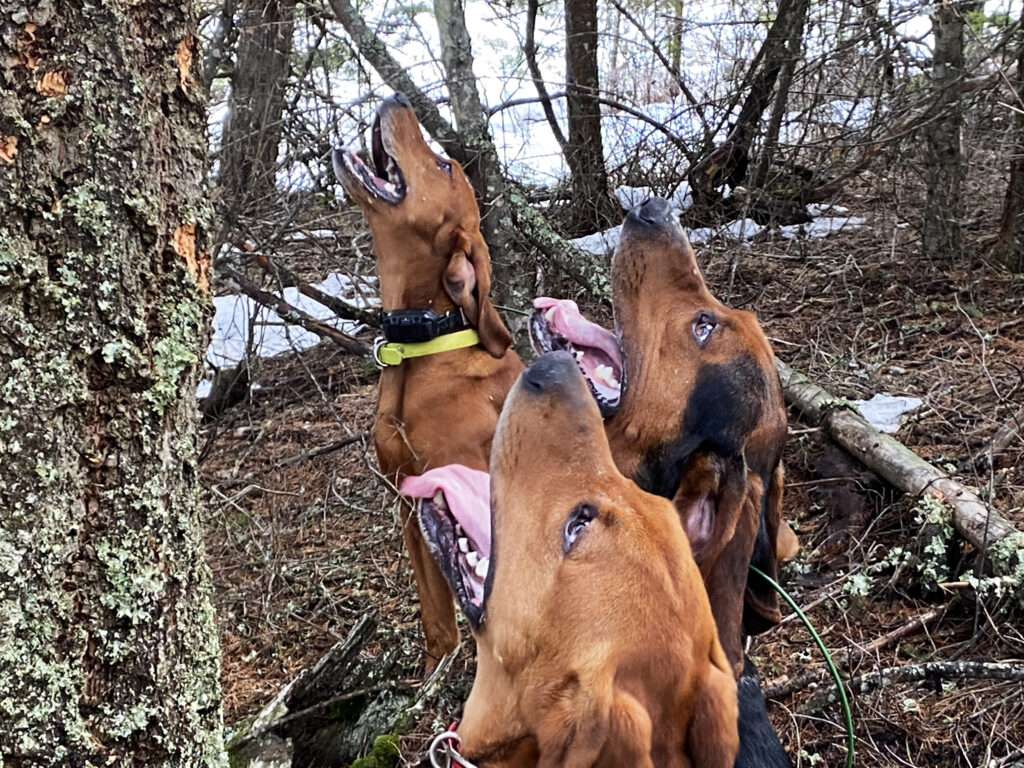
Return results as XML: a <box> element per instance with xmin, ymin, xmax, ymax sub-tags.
<box><xmin>428</xmin><ymin>724</ymin><xmax>476</xmax><ymax>768</ymax></box>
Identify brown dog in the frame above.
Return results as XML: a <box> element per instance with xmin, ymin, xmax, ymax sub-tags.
<box><xmin>417</xmin><ymin>352</ymin><xmax>738</xmax><ymax>767</ymax></box>
<box><xmin>532</xmin><ymin>197</ymin><xmax>797</xmax><ymax>674</ymax></box>
<box><xmin>332</xmin><ymin>94</ymin><xmax>522</xmax><ymax>662</ymax></box>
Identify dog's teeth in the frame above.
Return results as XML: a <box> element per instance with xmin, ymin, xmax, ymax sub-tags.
<box><xmin>454</xmin><ymin>522</ymin><xmax>463</xmax><ymax>535</ymax></box>
<box><xmin>457</xmin><ymin>537</ymin><xmax>469</xmax><ymax>553</ymax></box>
<box><xmin>466</xmin><ymin>550</ymin><xmax>479</xmax><ymax>567</ymax></box>
<box><xmin>545</xmin><ymin>307</ymin><xmax>556</xmax><ymax>322</ymax></box>
<box><xmin>574</xmin><ymin>350</ymin><xmax>585</xmax><ymax>362</ymax></box>
<box><xmin>475</xmin><ymin>557</ymin><xmax>488</xmax><ymax>579</ymax></box>
<box><xmin>432</xmin><ymin>490</ymin><xmax>445</xmax><ymax>506</ymax></box>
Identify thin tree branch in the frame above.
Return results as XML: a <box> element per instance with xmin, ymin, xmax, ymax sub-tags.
<box><xmin>523</xmin><ymin>0</ymin><xmax>568</xmax><ymax>152</ymax></box>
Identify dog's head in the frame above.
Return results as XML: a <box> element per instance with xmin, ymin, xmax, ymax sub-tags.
<box><xmin>427</xmin><ymin>352</ymin><xmax>736</xmax><ymax>766</ymax></box>
<box><xmin>608</xmin><ymin>197</ymin><xmax>792</xmax><ymax>661</ymax></box>
<box><xmin>332</xmin><ymin>94</ymin><xmax>510</xmax><ymax>357</ymax></box>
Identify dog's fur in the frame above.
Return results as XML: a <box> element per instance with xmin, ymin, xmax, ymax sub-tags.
<box><xmin>604</xmin><ymin>197</ymin><xmax>798</xmax><ymax>673</ymax></box>
<box><xmin>333</xmin><ymin>95</ymin><xmax>522</xmax><ymax>661</ymax></box>
<box><xmin>441</xmin><ymin>352</ymin><xmax>738</xmax><ymax>767</ymax></box>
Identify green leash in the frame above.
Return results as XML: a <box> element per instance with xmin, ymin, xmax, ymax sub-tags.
<box><xmin>750</xmin><ymin>565</ymin><xmax>855</xmax><ymax>768</ymax></box>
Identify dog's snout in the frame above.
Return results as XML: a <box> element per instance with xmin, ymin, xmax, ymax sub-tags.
<box><xmin>521</xmin><ymin>351</ymin><xmax>580</xmax><ymax>394</ymax></box>
<box><xmin>627</xmin><ymin>196</ymin><xmax>673</xmax><ymax>228</ymax></box>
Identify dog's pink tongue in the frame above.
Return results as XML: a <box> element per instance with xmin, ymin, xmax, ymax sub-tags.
<box><xmin>401</xmin><ymin>465</ymin><xmax>491</xmax><ymax>557</ymax></box>
<box><xmin>533</xmin><ymin>297</ymin><xmax>620</xmax><ymax>364</ymax></box>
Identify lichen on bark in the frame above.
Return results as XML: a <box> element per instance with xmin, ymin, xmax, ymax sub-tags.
<box><xmin>0</xmin><ymin>1</ymin><xmax>225</xmax><ymax>765</ymax></box>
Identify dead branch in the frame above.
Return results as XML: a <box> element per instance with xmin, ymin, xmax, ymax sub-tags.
<box><xmin>219</xmin><ymin>265</ymin><xmax>370</xmax><ymax>358</ymax></box>
<box><xmin>963</xmin><ymin>404</ymin><xmax>1024</xmax><ymax>473</ymax></box>
<box><xmin>777</xmin><ymin>359</ymin><xmax>1023</xmax><ymax>558</ymax></box>
<box><xmin>523</xmin><ymin>0</ymin><xmax>567</xmax><ymax>153</ymax></box>
<box><xmin>805</xmin><ymin>660</ymin><xmax>1024</xmax><ymax>714</ymax></box>
<box><xmin>763</xmin><ymin>608</ymin><xmax>943</xmax><ymax>699</ymax></box>
<box><xmin>276</xmin><ymin>434</ymin><xmax>368</xmax><ymax>467</ymax></box>
<box><xmin>254</xmin><ymin>252</ymin><xmax>379</xmax><ymax>328</ymax></box>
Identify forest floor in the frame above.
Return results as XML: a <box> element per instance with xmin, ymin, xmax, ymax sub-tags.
<box><xmin>199</xmin><ymin>174</ymin><xmax>1024</xmax><ymax>767</ymax></box>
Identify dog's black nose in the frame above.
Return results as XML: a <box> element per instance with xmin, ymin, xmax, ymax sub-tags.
<box><xmin>521</xmin><ymin>351</ymin><xmax>579</xmax><ymax>394</ymax></box>
<box><xmin>627</xmin><ymin>196</ymin><xmax>672</xmax><ymax>227</ymax></box>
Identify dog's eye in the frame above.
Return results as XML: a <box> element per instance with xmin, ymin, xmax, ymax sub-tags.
<box><xmin>436</xmin><ymin>157</ymin><xmax>452</xmax><ymax>176</ymax></box>
<box><xmin>563</xmin><ymin>503</ymin><xmax>597</xmax><ymax>553</ymax></box>
<box><xmin>692</xmin><ymin>312</ymin><xmax>717</xmax><ymax>347</ymax></box>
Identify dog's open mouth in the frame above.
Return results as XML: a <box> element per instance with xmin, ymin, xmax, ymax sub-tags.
<box><xmin>334</xmin><ymin>113</ymin><xmax>407</xmax><ymax>204</ymax></box>
<box><xmin>403</xmin><ymin>465</ymin><xmax>491</xmax><ymax>627</ymax></box>
<box><xmin>531</xmin><ymin>297</ymin><xmax>623</xmax><ymax>416</ymax></box>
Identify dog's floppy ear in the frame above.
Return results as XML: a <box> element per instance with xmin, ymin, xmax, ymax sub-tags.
<box><xmin>444</xmin><ymin>229</ymin><xmax>512</xmax><ymax>358</ymax></box>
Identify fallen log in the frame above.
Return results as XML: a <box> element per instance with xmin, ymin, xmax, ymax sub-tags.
<box><xmin>776</xmin><ymin>360</ymin><xmax>1024</xmax><ymax>569</ymax></box>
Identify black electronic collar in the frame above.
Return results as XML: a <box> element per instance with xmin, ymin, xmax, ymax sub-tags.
<box><xmin>380</xmin><ymin>307</ymin><xmax>468</xmax><ymax>344</ymax></box>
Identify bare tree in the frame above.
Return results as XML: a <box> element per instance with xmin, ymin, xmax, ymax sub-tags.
<box><xmin>992</xmin><ymin>3</ymin><xmax>1024</xmax><ymax>272</ymax></box>
<box><xmin>564</xmin><ymin>0</ymin><xmax>619</xmax><ymax>233</ymax></box>
<box><xmin>218</xmin><ymin>0</ymin><xmax>298</xmax><ymax>217</ymax></box>
<box><xmin>922</xmin><ymin>0</ymin><xmax>979</xmax><ymax>262</ymax></box>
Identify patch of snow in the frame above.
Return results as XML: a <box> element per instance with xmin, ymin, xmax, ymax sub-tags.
<box><xmin>670</xmin><ymin>181</ymin><xmax>693</xmax><ymax>211</ymax></box>
<box><xmin>719</xmin><ymin>217</ymin><xmax>763</xmax><ymax>241</ymax></box>
<box><xmin>570</xmin><ymin>225</ymin><xmax>622</xmax><ymax>256</ymax></box>
<box><xmin>779</xmin><ymin>216</ymin><xmax>866</xmax><ymax>240</ymax></box>
<box><xmin>805</xmin><ymin>203</ymin><xmax>850</xmax><ymax>216</ymax></box>
<box><xmin>853</xmin><ymin>394</ymin><xmax>924</xmax><ymax>434</ymax></box>
<box><xmin>687</xmin><ymin>227</ymin><xmax>715</xmax><ymax>245</ymax></box>
<box><xmin>202</xmin><ymin>271</ymin><xmax>378</xmax><ymax>395</ymax></box>
<box><xmin>615</xmin><ymin>185</ymin><xmax>656</xmax><ymax>210</ymax></box>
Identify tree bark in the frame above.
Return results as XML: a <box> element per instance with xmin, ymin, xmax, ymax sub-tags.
<box><xmin>217</xmin><ymin>0</ymin><xmax>297</xmax><ymax>217</ymax></box>
<box><xmin>0</xmin><ymin>2</ymin><xmax>225</xmax><ymax>765</ymax></box>
<box><xmin>991</xmin><ymin>2</ymin><xmax>1024</xmax><ymax>272</ymax></box>
<box><xmin>432</xmin><ymin>0</ymin><xmax>524</xmax><ymax>306</ymax></box>
<box><xmin>563</xmin><ymin>0</ymin><xmax>619</xmax><ymax>234</ymax></box>
<box><xmin>921</xmin><ymin>0</ymin><xmax>977</xmax><ymax>263</ymax></box>
<box><xmin>687</xmin><ymin>0</ymin><xmax>810</xmax><ymax>212</ymax></box>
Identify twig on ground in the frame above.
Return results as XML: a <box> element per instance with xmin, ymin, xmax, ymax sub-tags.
<box><xmin>276</xmin><ymin>434</ymin><xmax>369</xmax><ymax>467</ymax></box>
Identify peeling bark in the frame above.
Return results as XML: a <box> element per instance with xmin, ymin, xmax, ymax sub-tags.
<box><xmin>0</xmin><ymin>1</ymin><xmax>225</xmax><ymax>765</ymax></box>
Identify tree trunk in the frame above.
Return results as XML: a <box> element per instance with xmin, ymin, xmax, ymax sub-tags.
<box><xmin>217</xmin><ymin>0</ymin><xmax>297</xmax><ymax>217</ymax></box>
<box><xmin>922</xmin><ymin>0</ymin><xmax>976</xmax><ymax>263</ymax></box>
<box><xmin>687</xmin><ymin>0</ymin><xmax>809</xmax><ymax>214</ymax></box>
<box><xmin>564</xmin><ymin>0</ymin><xmax>619</xmax><ymax>234</ymax></box>
<box><xmin>0</xmin><ymin>2</ymin><xmax>225</xmax><ymax>765</ymax></box>
<box><xmin>991</xmin><ymin>2</ymin><xmax>1024</xmax><ymax>272</ymax></box>
<box><xmin>433</xmin><ymin>0</ymin><xmax>526</xmax><ymax>309</ymax></box>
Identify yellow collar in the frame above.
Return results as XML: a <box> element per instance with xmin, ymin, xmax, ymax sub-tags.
<box><xmin>372</xmin><ymin>328</ymin><xmax>481</xmax><ymax>367</ymax></box>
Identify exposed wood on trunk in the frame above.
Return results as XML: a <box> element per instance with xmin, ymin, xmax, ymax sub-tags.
<box><xmin>777</xmin><ymin>360</ymin><xmax>1023</xmax><ymax>557</ymax></box>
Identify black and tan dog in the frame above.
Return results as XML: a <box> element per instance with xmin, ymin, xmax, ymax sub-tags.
<box><xmin>416</xmin><ymin>352</ymin><xmax>739</xmax><ymax>767</ymax></box>
<box><xmin>533</xmin><ymin>197</ymin><xmax>797</xmax><ymax>674</ymax></box>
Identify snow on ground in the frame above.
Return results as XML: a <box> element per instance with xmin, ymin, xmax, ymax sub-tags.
<box><xmin>853</xmin><ymin>394</ymin><xmax>925</xmax><ymax>434</ymax></box>
<box><xmin>198</xmin><ymin>273</ymin><xmax>377</xmax><ymax>398</ymax></box>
